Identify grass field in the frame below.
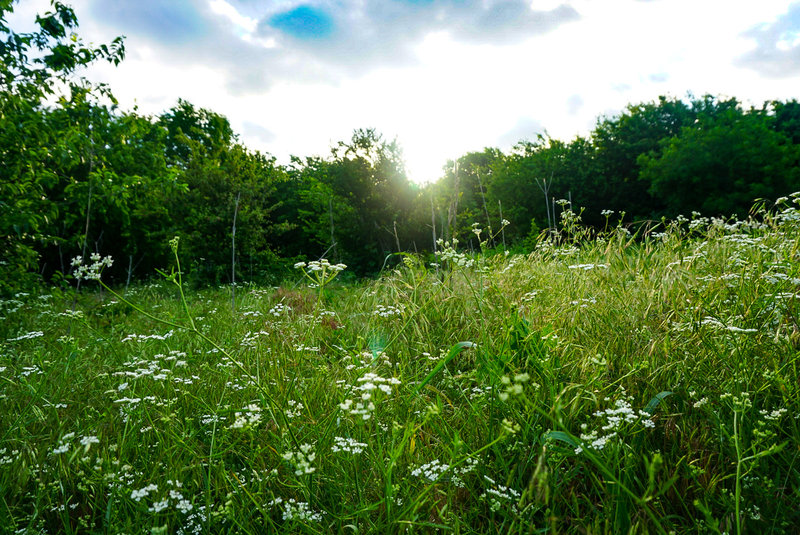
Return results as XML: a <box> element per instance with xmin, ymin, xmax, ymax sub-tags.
<box><xmin>1</xmin><ymin>196</ymin><xmax>799</xmax><ymax>534</ymax></box>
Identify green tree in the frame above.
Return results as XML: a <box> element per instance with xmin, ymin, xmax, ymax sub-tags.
<box><xmin>160</xmin><ymin>101</ymin><xmax>286</xmax><ymax>284</ymax></box>
<box><xmin>590</xmin><ymin>96</ymin><xmax>696</xmax><ymax>220</ymax></box>
<box><xmin>326</xmin><ymin>129</ymin><xmax>414</xmax><ymax>273</ymax></box>
<box><xmin>641</xmin><ymin>103</ymin><xmax>800</xmax><ymax>217</ymax></box>
<box><xmin>0</xmin><ymin>0</ymin><xmax>124</xmax><ymax>293</ymax></box>
<box><xmin>431</xmin><ymin>149</ymin><xmax>503</xmax><ymax>247</ymax></box>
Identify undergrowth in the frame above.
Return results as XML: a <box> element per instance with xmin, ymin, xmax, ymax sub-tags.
<box><xmin>1</xmin><ymin>195</ymin><xmax>799</xmax><ymax>534</ymax></box>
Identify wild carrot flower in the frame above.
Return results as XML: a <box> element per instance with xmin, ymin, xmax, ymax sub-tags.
<box><xmin>282</xmin><ymin>443</ymin><xmax>316</xmax><ymax>475</ymax></box>
<box><xmin>72</xmin><ymin>254</ymin><xmax>113</xmax><ymax>281</ymax></box>
<box><xmin>268</xmin><ymin>497</ymin><xmax>323</xmax><ymax>522</ymax></box>
<box><xmin>411</xmin><ymin>459</ymin><xmax>449</xmax><ymax>482</ymax></box>
<box><xmin>331</xmin><ymin>436</ymin><xmax>367</xmax><ymax>454</ymax></box>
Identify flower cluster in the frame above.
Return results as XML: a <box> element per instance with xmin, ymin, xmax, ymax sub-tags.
<box><xmin>568</xmin><ymin>263</ymin><xmax>609</xmax><ymax>270</ymax></box>
<box><xmin>331</xmin><ymin>436</ymin><xmax>367</xmax><ymax>454</ymax></box>
<box><xmin>373</xmin><ymin>304</ymin><xmax>405</xmax><ymax>318</ymax></box>
<box><xmin>294</xmin><ymin>259</ymin><xmax>347</xmax><ymax>273</ymax></box>
<box><xmin>411</xmin><ymin>459</ymin><xmax>450</xmax><ymax>482</ymax></box>
<box><xmin>240</xmin><ymin>330</ymin><xmax>269</xmax><ymax>348</ymax></box>
<box><xmin>72</xmin><ymin>253</ymin><xmax>113</xmax><ymax>281</ymax></box>
<box><xmin>339</xmin><ymin>372</ymin><xmax>401</xmax><ymax>420</ymax></box>
<box><xmin>574</xmin><ymin>397</ymin><xmax>655</xmax><ymax>454</ymax></box>
<box><xmin>436</xmin><ymin>238</ymin><xmax>475</xmax><ymax>268</ymax></box>
<box><xmin>121</xmin><ymin>330</ymin><xmax>175</xmax><ymax>343</ymax></box>
<box><xmin>481</xmin><ymin>475</ymin><xmax>520</xmax><ymax>513</ymax></box>
<box><xmin>7</xmin><ymin>331</ymin><xmax>44</xmax><ymax>342</ymax></box>
<box><xmin>131</xmin><ymin>484</ymin><xmax>159</xmax><ymax>502</ymax></box>
<box><xmin>50</xmin><ymin>432</ymin><xmax>100</xmax><ymax>455</ymax></box>
<box><xmin>451</xmin><ymin>457</ymin><xmax>479</xmax><ymax>488</ymax></box>
<box><xmin>294</xmin><ymin>259</ymin><xmax>347</xmax><ymax>289</ymax></box>
<box><xmin>268</xmin><ymin>497</ymin><xmax>323</xmax><ymax>522</ymax></box>
<box><xmin>282</xmin><ymin>443</ymin><xmax>316</xmax><ymax>476</ymax></box>
<box><xmin>230</xmin><ymin>404</ymin><xmax>262</xmax><ymax>430</ymax></box>
<box><xmin>671</xmin><ymin>316</ymin><xmax>758</xmax><ymax>334</ymax></box>
<box><xmin>498</xmin><ymin>373</ymin><xmax>536</xmax><ymax>401</ymax></box>
<box><xmin>268</xmin><ymin>303</ymin><xmax>291</xmax><ymax>317</ymax></box>
<box><xmin>570</xmin><ymin>297</ymin><xmax>597</xmax><ymax>307</ymax></box>
<box><xmin>131</xmin><ymin>482</ymin><xmax>193</xmax><ymax>515</ymax></box>
<box><xmin>50</xmin><ymin>433</ymin><xmax>75</xmax><ymax>455</ymax></box>
<box><xmin>285</xmin><ymin>400</ymin><xmax>303</xmax><ymax>419</ymax></box>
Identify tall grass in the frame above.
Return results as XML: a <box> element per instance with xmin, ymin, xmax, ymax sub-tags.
<box><xmin>1</xmin><ymin>195</ymin><xmax>799</xmax><ymax>534</ymax></box>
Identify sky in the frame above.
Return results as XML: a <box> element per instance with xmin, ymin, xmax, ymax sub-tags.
<box><xmin>8</xmin><ymin>0</ymin><xmax>800</xmax><ymax>183</ymax></box>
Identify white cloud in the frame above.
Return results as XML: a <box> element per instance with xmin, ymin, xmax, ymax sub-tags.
<box><xmin>7</xmin><ymin>0</ymin><xmax>800</xmax><ymax>183</ymax></box>
<box><xmin>208</xmin><ymin>0</ymin><xmax>258</xmax><ymax>34</ymax></box>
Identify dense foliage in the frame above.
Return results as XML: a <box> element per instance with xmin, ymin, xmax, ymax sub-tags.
<box><xmin>2</xmin><ymin>2</ymin><xmax>800</xmax><ymax>295</ymax></box>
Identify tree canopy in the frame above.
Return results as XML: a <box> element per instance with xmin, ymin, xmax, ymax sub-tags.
<box><xmin>3</xmin><ymin>2</ymin><xmax>800</xmax><ymax>294</ymax></box>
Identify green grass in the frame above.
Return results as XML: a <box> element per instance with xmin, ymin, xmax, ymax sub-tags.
<box><xmin>1</xmin><ymin>196</ymin><xmax>799</xmax><ymax>534</ymax></box>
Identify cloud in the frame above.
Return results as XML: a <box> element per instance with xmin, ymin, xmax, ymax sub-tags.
<box><xmin>497</xmin><ymin>116</ymin><xmax>545</xmax><ymax>147</ymax></box>
<box><xmin>86</xmin><ymin>0</ymin><xmax>580</xmax><ymax>95</ymax></box>
<box><xmin>241</xmin><ymin>121</ymin><xmax>276</xmax><ymax>144</ymax></box>
<box><xmin>92</xmin><ymin>0</ymin><xmax>209</xmax><ymax>45</ymax></box>
<box><xmin>566</xmin><ymin>93</ymin><xmax>583</xmax><ymax>115</ymax></box>
<box><xmin>648</xmin><ymin>72</ymin><xmax>669</xmax><ymax>83</ymax></box>
<box><xmin>255</xmin><ymin>0</ymin><xmax>580</xmax><ymax>75</ymax></box>
<box><xmin>737</xmin><ymin>3</ymin><xmax>800</xmax><ymax>78</ymax></box>
<box><xmin>87</xmin><ymin>0</ymin><xmax>290</xmax><ymax>96</ymax></box>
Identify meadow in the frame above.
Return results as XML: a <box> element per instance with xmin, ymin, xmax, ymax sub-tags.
<box><xmin>1</xmin><ymin>196</ymin><xmax>799</xmax><ymax>534</ymax></box>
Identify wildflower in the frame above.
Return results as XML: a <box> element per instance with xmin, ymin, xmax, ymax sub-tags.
<box><xmin>72</xmin><ymin>254</ymin><xmax>113</xmax><ymax>281</ymax></box>
<box><xmin>230</xmin><ymin>404</ymin><xmax>262</xmax><ymax>430</ymax></box>
<box><xmin>131</xmin><ymin>484</ymin><xmax>158</xmax><ymax>502</ymax></box>
<box><xmin>759</xmin><ymin>408</ymin><xmax>787</xmax><ymax>421</ymax></box>
<box><xmin>481</xmin><ymin>475</ymin><xmax>520</xmax><ymax>512</ymax></box>
<box><xmin>79</xmin><ymin>435</ymin><xmax>100</xmax><ymax>452</ymax></box>
<box><xmin>498</xmin><ymin>373</ymin><xmax>536</xmax><ymax>401</ymax></box>
<box><xmin>121</xmin><ymin>330</ymin><xmax>174</xmax><ymax>343</ymax></box>
<box><xmin>149</xmin><ymin>500</ymin><xmax>169</xmax><ymax>513</ymax></box>
<box><xmin>175</xmin><ymin>499</ymin><xmax>193</xmax><ymax>514</ymax></box>
<box><xmin>339</xmin><ymin>373</ymin><xmax>400</xmax><ymax>420</ymax></box>
<box><xmin>331</xmin><ymin>436</ymin><xmax>367</xmax><ymax>454</ymax></box>
<box><xmin>268</xmin><ymin>497</ymin><xmax>323</xmax><ymax>522</ymax></box>
<box><xmin>282</xmin><ymin>443</ymin><xmax>316</xmax><ymax>476</ymax></box>
<box><xmin>567</xmin><ymin>263</ymin><xmax>609</xmax><ymax>270</ymax></box>
<box><xmin>374</xmin><ymin>304</ymin><xmax>405</xmax><ymax>318</ymax></box>
<box><xmin>51</xmin><ymin>443</ymin><xmax>70</xmax><ymax>455</ymax></box>
<box><xmin>285</xmin><ymin>400</ymin><xmax>303</xmax><ymax>419</ymax></box>
<box><xmin>411</xmin><ymin>459</ymin><xmax>449</xmax><ymax>482</ymax></box>
<box><xmin>7</xmin><ymin>331</ymin><xmax>44</xmax><ymax>342</ymax></box>
<box><xmin>571</xmin><ymin>396</ymin><xmax>656</xmax><ymax>454</ymax></box>
<box><xmin>268</xmin><ymin>303</ymin><xmax>291</xmax><ymax>317</ymax></box>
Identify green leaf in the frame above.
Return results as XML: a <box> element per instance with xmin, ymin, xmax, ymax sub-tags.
<box><xmin>415</xmin><ymin>341</ymin><xmax>475</xmax><ymax>393</ymax></box>
<box><xmin>542</xmin><ymin>430</ymin><xmax>580</xmax><ymax>449</ymax></box>
<box><xmin>643</xmin><ymin>391</ymin><xmax>673</xmax><ymax>415</ymax></box>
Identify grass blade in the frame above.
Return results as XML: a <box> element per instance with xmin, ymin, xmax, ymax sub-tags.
<box><xmin>415</xmin><ymin>341</ymin><xmax>475</xmax><ymax>393</ymax></box>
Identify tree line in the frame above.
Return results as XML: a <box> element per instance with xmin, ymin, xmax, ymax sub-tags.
<box><xmin>3</xmin><ymin>2</ymin><xmax>800</xmax><ymax>295</ymax></box>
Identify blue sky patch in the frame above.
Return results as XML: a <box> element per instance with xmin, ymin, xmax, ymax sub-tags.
<box><xmin>269</xmin><ymin>5</ymin><xmax>334</xmax><ymax>39</ymax></box>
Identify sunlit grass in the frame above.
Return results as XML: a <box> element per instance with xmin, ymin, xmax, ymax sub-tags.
<box><xmin>1</xmin><ymin>195</ymin><xmax>799</xmax><ymax>534</ymax></box>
